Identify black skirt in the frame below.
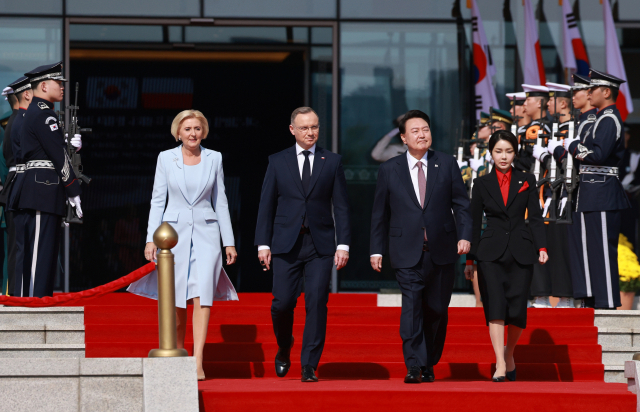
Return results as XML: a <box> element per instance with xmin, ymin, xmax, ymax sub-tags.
<box><xmin>477</xmin><ymin>247</ymin><xmax>533</xmax><ymax>329</ymax></box>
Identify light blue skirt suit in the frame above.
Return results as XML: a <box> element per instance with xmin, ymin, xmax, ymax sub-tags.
<box><xmin>128</xmin><ymin>145</ymin><xmax>238</xmax><ymax>308</ymax></box>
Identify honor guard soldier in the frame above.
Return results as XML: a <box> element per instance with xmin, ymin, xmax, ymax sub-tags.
<box><xmin>561</xmin><ymin>69</ymin><xmax>631</xmax><ymax>309</ymax></box>
<box><xmin>469</xmin><ymin>112</ymin><xmax>492</xmax><ymax>177</ymax></box>
<box><xmin>1</xmin><ymin>77</ymin><xmax>32</xmax><ymax>296</ymax></box>
<box><xmin>506</xmin><ymin>92</ymin><xmax>531</xmax><ymax>138</ymax></box>
<box><xmin>14</xmin><ymin>62</ymin><xmax>83</xmax><ymax>298</ymax></box>
<box><xmin>514</xmin><ymin>85</ymin><xmax>550</xmax><ymax>174</ymax></box>
<box><xmin>530</xmin><ymin>82</ymin><xmax>575</xmax><ymax>308</ymax></box>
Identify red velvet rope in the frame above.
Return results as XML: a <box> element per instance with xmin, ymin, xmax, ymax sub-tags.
<box><xmin>0</xmin><ymin>262</ymin><xmax>156</xmax><ymax>307</ymax></box>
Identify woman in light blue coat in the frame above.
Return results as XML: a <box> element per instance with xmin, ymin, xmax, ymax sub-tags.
<box><xmin>128</xmin><ymin>110</ymin><xmax>238</xmax><ymax>380</ymax></box>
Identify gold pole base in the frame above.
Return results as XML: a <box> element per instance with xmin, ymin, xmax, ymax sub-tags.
<box><xmin>633</xmin><ymin>353</ymin><xmax>640</xmax><ymax>361</ymax></box>
<box><xmin>148</xmin><ymin>348</ymin><xmax>189</xmax><ymax>358</ymax></box>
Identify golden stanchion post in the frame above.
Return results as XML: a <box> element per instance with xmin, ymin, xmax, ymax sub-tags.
<box><xmin>148</xmin><ymin>222</ymin><xmax>189</xmax><ymax>358</ymax></box>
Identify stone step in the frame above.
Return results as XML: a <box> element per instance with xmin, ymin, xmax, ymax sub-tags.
<box><xmin>594</xmin><ymin>310</ymin><xmax>640</xmax><ymax>328</ymax></box>
<box><xmin>0</xmin><ymin>325</ymin><xmax>85</xmax><ymax>344</ymax></box>
<box><xmin>602</xmin><ymin>346</ymin><xmax>640</xmax><ymax>365</ymax></box>
<box><xmin>598</xmin><ymin>328</ymin><xmax>633</xmax><ymax>347</ymax></box>
<box><xmin>0</xmin><ymin>344</ymin><xmax>85</xmax><ymax>358</ymax></box>
<box><xmin>604</xmin><ymin>364</ymin><xmax>625</xmax><ymax>383</ymax></box>
<box><xmin>0</xmin><ymin>307</ymin><xmax>83</xmax><ymax>326</ymax></box>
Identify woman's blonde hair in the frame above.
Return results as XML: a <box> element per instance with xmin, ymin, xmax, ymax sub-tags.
<box><xmin>171</xmin><ymin>110</ymin><xmax>209</xmax><ymax>141</ymax></box>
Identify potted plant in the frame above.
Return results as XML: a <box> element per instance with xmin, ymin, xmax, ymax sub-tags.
<box><xmin>618</xmin><ymin>234</ymin><xmax>640</xmax><ymax>310</ymax></box>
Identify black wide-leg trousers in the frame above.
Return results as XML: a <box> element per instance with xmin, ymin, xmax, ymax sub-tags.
<box><xmin>395</xmin><ymin>249</ymin><xmax>455</xmax><ymax>369</ymax></box>
<box><xmin>15</xmin><ymin>210</ymin><xmax>61</xmax><ymax>298</ymax></box>
<box><xmin>271</xmin><ymin>232</ymin><xmax>334</xmax><ymax>369</ymax></box>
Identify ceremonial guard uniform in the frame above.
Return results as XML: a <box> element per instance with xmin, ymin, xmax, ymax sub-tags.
<box><xmin>14</xmin><ymin>63</ymin><xmax>82</xmax><ymax>297</ymax></box>
<box><xmin>530</xmin><ymin>83</ymin><xmax>575</xmax><ymax>306</ymax></box>
<box><xmin>514</xmin><ymin>85</ymin><xmax>550</xmax><ymax>174</ymax></box>
<box><xmin>5</xmin><ymin>77</ymin><xmax>32</xmax><ymax>298</ymax></box>
<box><xmin>564</xmin><ymin>70</ymin><xmax>630</xmax><ymax>308</ymax></box>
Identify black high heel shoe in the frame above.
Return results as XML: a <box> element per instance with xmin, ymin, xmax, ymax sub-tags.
<box><xmin>506</xmin><ymin>368</ymin><xmax>516</xmax><ymax>381</ymax></box>
<box><xmin>492</xmin><ymin>375</ymin><xmax>506</xmax><ymax>382</ymax></box>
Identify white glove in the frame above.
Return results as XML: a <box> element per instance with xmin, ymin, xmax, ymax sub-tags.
<box><xmin>542</xmin><ymin>198</ymin><xmax>552</xmax><ymax>217</ymax></box>
<box><xmin>559</xmin><ymin>197</ymin><xmax>568</xmax><ymax>216</ymax></box>
<box><xmin>518</xmin><ymin>144</ymin><xmax>521</xmax><ymax>152</ymax></box>
<box><xmin>457</xmin><ymin>160</ymin><xmax>468</xmax><ymax>169</ymax></box>
<box><xmin>469</xmin><ymin>158</ymin><xmax>484</xmax><ymax>172</ymax></box>
<box><xmin>547</xmin><ymin>139</ymin><xmax>564</xmax><ymax>155</ymax></box>
<box><xmin>484</xmin><ymin>151</ymin><xmax>493</xmax><ymax>164</ymax></box>
<box><xmin>563</xmin><ymin>137</ymin><xmax>578</xmax><ymax>150</ymax></box>
<box><xmin>532</xmin><ymin>145</ymin><xmax>546</xmax><ymax>161</ymax></box>
<box><xmin>70</xmin><ymin>134</ymin><xmax>82</xmax><ymax>151</ymax></box>
<box><xmin>68</xmin><ymin>195</ymin><xmax>83</xmax><ymax>218</ymax></box>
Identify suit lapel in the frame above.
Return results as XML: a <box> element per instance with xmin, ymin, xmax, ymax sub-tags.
<box><xmin>169</xmin><ymin>147</ymin><xmax>189</xmax><ymax>202</ymax></box>
<box><xmin>506</xmin><ymin>169</ymin><xmax>525</xmax><ymax>209</ymax></box>
<box><xmin>285</xmin><ymin>145</ymin><xmax>305</xmax><ymax>196</ymax></box>
<box><xmin>306</xmin><ymin>146</ymin><xmax>326</xmax><ymax>197</ymax></box>
<box><xmin>395</xmin><ymin>154</ymin><xmax>422</xmax><ymax>209</ymax></box>
<box><xmin>485</xmin><ymin>169</ymin><xmax>508</xmax><ymax>214</ymax></box>
<box><xmin>192</xmin><ymin>147</ymin><xmax>213</xmax><ymax>203</ymax></box>
<box><xmin>423</xmin><ymin>150</ymin><xmax>438</xmax><ymax>209</ymax></box>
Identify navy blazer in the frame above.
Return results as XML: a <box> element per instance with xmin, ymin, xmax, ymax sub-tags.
<box><xmin>370</xmin><ymin>150</ymin><xmax>472</xmax><ymax>268</ymax></box>
<box><xmin>254</xmin><ymin>145</ymin><xmax>351</xmax><ymax>257</ymax></box>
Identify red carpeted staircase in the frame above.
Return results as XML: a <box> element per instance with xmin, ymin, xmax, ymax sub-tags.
<box><xmin>77</xmin><ymin>293</ymin><xmax>635</xmax><ymax>412</ymax></box>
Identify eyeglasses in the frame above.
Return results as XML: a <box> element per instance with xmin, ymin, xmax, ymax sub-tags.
<box><xmin>295</xmin><ymin>125</ymin><xmax>319</xmax><ymax>132</ymax></box>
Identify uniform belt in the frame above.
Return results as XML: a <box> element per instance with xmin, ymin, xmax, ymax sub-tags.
<box><xmin>15</xmin><ymin>164</ymin><xmax>25</xmax><ymax>173</ymax></box>
<box><xmin>26</xmin><ymin>160</ymin><xmax>54</xmax><ymax>170</ymax></box>
<box><xmin>8</xmin><ymin>166</ymin><xmax>15</xmax><ymax>173</ymax></box>
<box><xmin>579</xmin><ymin>165</ymin><xmax>618</xmax><ymax>176</ymax></box>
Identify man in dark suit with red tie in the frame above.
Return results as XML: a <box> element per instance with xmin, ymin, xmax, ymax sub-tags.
<box><xmin>370</xmin><ymin>110</ymin><xmax>472</xmax><ymax>383</ymax></box>
<box><xmin>255</xmin><ymin>107</ymin><xmax>351</xmax><ymax>382</ymax></box>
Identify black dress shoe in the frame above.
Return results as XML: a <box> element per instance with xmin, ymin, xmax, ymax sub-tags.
<box><xmin>421</xmin><ymin>366</ymin><xmax>435</xmax><ymax>382</ymax></box>
<box><xmin>275</xmin><ymin>336</ymin><xmax>294</xmax><ymax>378</ymax></box>
<box><xmin>404</xmin><ymin>366</ymin><xmax>422</xmax><ymax>383</ymax></box>
<box><xmin>301</xmin><ymin>365</ymin><xmax>318</xmax><ymax>382</ymax></box>
<box><xmin>506</xmin><ymin>368</ymin><xmax>516</xmax><ymax>381</ymax></box>
<box><xmin>492</xmin><ymin>375</ymin><xmax>506</xmax><ymax>382</ymax></box>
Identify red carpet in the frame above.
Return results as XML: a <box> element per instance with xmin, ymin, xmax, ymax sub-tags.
<box><xmin>76</xmin><ymin>293</ymin><xmax>635</xmax><ymax>411</ymax></box>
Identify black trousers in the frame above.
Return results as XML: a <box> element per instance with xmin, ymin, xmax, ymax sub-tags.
<box><xmin>5</xmin><ymin>211</ymin><xmax>15</xmax><ymax>296</ymax></box>
<box><xmin>395</xmin><ymin>249</ymin><xmax>455</xmax><ymax>369</ymax></box>
<box><xmin>12</xmin><ymin>211</ymin><xmax>27</xmax><ymax>297</ymax></box>
<box><xmin>271</xmin><ymin>232</ymin><xmax>334</xmax><ymax>368</ymax></box>
<box><xmin>478</xmin><ymin>247</ymin><xmax>533</xmax><ymax>329</ymax></box>
<box><xmin>15</xmin><ymin>210</ymin><xmax>61</xmax><ymax>298</ymax></box>
<box><xmin>530</xmin><ymin>222</ymin><xmax>573</xmax><ymax>297</ymax></box>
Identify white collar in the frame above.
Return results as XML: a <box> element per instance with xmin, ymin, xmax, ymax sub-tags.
<box><xmin>406</xmin><ymin>150</ymin><xmax>428</xmax><ymax>168</ymax></box>
<box><xmin>296</xmin><ymin>143</ymin><xmax>316</xmax><ymax>156</ymax></box>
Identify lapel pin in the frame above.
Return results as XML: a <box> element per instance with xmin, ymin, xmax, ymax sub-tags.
<box><xmin>519</xmin><ymin>181</ymin><xmax>522</xmax><ymax>184</ymax></box>
<box><xmin>321</xmin><ymin>157</ymin><xmax>325</xmax><ymax>159</ymax></box>
<box><xmin>435</xmin><ymin>164</ymin><xmax>439</xmax><ymax>167</ymax></box>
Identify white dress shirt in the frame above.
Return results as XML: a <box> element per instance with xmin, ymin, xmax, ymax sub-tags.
<box><xmin>371</xmin><ymin>151</ymin><xmax>428</xmax><ymax>258</ymax></box>
<box><xmin>258</xmin><ymin>143</ymin><xmax>349</xmax><ymax>253</ymax></box>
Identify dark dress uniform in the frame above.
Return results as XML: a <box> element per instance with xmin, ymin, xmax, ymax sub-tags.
<box><xmin>553</xmin><ymin>106</ymin><xmax>598</xmax><ymax>303</ymax></box>
<box><xmin>468</xmin><ymin>168</ymin><xmax>546</xmax><ymax>328</ymax></box>
<box><xmin>14</xmin><ymin>81</ymin><xmax>81</xmax><ymax>297</ymax></box>
<box><xmin>0</xmin><ymin>106</ymin><xmax>18</xmax><ymax>295</ymax></box>
<box><xmin>565</xmin><ymin>71</ymin><xmax>631</xmax><ymax>308</ymax></box>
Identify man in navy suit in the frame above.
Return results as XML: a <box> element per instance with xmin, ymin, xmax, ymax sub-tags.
<box><xmin>370</xmin><ymin>110</ymin><xmax>472</xmax><ymax>383</ymax></box>
<box><xmin>255</xmin><ymin>107</ymin><xmax>351</xmax><ymax>382</ymax></box>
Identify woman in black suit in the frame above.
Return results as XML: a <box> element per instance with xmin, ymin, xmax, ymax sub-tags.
<box><xmin>464</xmin><ymin>130</ymin><xmax>548</xmax><ymax>382</ymax></box>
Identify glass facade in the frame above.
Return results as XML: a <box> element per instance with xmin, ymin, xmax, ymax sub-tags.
<box><xmin>0</xmin><ymin>0</ymin><xmax>639</xmax><ymax>293</ymax></box>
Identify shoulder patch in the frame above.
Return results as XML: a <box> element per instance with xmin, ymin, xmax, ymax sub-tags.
<box><xmin>603</xmin><ymin>109</ymin><xmax>613</xmax><ymax>115</ymax></box>
<box><xmin>37</xmin><ymin>102</ymin><xmax>49</xmax><ymax>110</ymax></box>
<box><xmin>587</xmin><ymin>114</ymin><xmax>596</xmax><ymax>121</ymax></box>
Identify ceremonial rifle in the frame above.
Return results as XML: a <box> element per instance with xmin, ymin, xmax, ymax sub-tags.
<box><xmin>64</xmin><ymin>82</ymin><xmax>92</xmax><ymax>224</ymax></box>
<box><xmin>555</xmin><ymin>107</ymin><xmax>579</xmax><ymax>225</ymax></box>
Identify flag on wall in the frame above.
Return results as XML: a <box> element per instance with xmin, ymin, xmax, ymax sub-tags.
<box><xmin>603</xmin><ymin>0</ymin><xmax>633</xmax><ymax>121</ymax></box>
<box><xmin>141</xmin><ymin>78</ymin><xmax>193</xmax><ymax>109</ymax></box>
<box><xmin>523</xmin><ymin>0</ymin><xmax>546</xmax><ymax>85</ymax></box>
<box><xmin>86</xmin><ymin>77</ymin><xmax>138</xmax><ymax>109</ymax></box>
<box><xmin>560</xmin><ymin>0</ymin><xmax>589</xmax><ymax>77</ymax></box>
<box><xmin>470</xmin><ymin>0</ymin><xmax>498</xmax><ymax>119</ymax></box>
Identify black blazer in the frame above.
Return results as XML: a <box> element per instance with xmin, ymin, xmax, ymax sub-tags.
<box><xmin>254</xmin><ymin>145</ymin><xmax>351</xmax><ymax>257</ymax></box>
<box><xmin>370</xmin><ymin>150</ymin><xmax>472</xmax><ymax>268</ymax></box>
<box><xmin>467</xmin><ymin>168</ymin><xmax>546</xmax><ymax>265</ymax></box>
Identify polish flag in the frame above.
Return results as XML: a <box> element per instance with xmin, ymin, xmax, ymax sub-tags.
<box><xmin>560</xmin><ymin>0</ymin><xmax>590</xmax><ymax>77</ymax></box>
<box><xmin>603</xmin><ymin>0</ymin><xmax>633</xmax><ymax>121</ymax></box>
<box><xmin>470</xmin><ymin>0</ymin><xmax>498</xmax><ymax>119</ymax></box>
<box><xmin>523</xmin><ymin>0</ymin><xmax>546</xmax><ymax>85</ymax></box>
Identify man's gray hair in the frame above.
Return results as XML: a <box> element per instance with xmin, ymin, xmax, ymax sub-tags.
<box><xmin>290</xmin><ymin>107</ymin><xmax>318</xmax><ymax>125</ymax></box>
